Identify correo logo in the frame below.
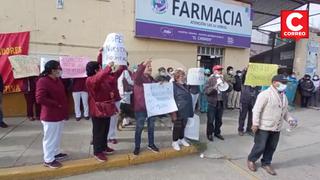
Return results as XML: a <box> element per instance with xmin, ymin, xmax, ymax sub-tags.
<box><xmin>281</xmin><ymin>10</ymin><xmax>309</xmax><ymax>40</ymax></box>
<box><xmin>151</xmin><ymin>0</ymin><xmax>168</xmax><ymax>14</ymax></box>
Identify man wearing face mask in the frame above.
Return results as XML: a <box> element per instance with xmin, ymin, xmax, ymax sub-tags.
<box><xmin>224</xmin><ymin>66</ymin><xmax>236</xmax><ymax>109</ymax></box>
<box><xmin>247</xmin><ymin>74</ymin><xmax>297</xmax><ymax>176</ymax></box>
<box><xmin>310</xmin><ymin>75</ymin><xmax>320</xmax><ymax>107</ymax></box>
<box><xmin>299</xmin><ymin>74</ymin><xmax>315</xmax><ymax>108</ymax></box>
<box><xmin>205</xmin><ymin>65</ymin><xmax>226</xmax><ymax>141</ymax></box>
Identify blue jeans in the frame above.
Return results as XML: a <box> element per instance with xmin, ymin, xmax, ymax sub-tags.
<box><xmin>134</xmin><ymin>111</ymin><xmax>155</xmax><ymax>149</ymax></box>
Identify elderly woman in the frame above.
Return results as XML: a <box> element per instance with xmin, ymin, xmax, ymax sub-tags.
<box><xmin>171</xmin><ymin>69</ymin><xmax>194</xmax><ymax>151</ymax></box>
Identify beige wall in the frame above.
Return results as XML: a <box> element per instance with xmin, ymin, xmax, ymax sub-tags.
<box><xmin>224</xmin><ymin>47</ymin><xmax>250</xmax><ymax>71</ymax></box>
<box><xmin>0</xmin><ymin>0</ymin><xmax>249</xmax><ymax>116</ymax></box>
<box><xmin>294</xmin><ymin>32</ymin><xmax>320</xmax><ymax>78</ymax></box>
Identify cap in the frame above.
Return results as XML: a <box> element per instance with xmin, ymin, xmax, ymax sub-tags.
<box><xmin>272</xmin><ymin>74</ymin><xmax>288</xmax><ymax>83</ymax></box>
<box><xmin>212</xmin><ymin>65</ymin><xmax>223</xmax><ymax>71</ymax></box>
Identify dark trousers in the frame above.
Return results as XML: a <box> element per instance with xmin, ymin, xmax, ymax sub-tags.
<box><xmin>24</xmin><ymin>93</ymin><xmax>41</xmax><ymax>118</ymax></box>
<box><xmin>92</xmin><ymin>117</ymin><xmax>110</xmax><ymax>154</ymax></box>
<box><xmin>207</xmin><ymin>102</ymin><xmax>223</xmax><ymax>136</ymax></box>
<box><xmin>248</xmin><ymin>130</ymin><xmax>280</xmax><ymax>166</ymax></box>
<box><xmin>172</xmin><ymin>118</ymin><xmax>187</xmax><ymax>141</ymax></box>
<box><xmin>301</xmin><ymin>96</ymin><xmax>311</xmax><ymax>108</ymax></box>
<box><xmin>0</xmin><ymin>93</ymin><xmax>3</xmax><ymax>123</ymax></box>
<box><xmin>238</xmin><ymin>103</ymin><xmax>253</xmax><ymax>132</ymax></box>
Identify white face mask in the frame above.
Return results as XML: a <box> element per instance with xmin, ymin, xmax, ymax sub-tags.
<box><xmin>229</xmin><ymin>70</ymin><xmax>234</xmax><ymax>75</ymax></box>
<box><xmin>276</xmin><ymin>83</ymin><xmax>287</xmax><ymax>92</ymax></box>
<box><xmin>237</xmin><ymin>73</ymin><xmax>242</xmax><ymax>76</ymax></box>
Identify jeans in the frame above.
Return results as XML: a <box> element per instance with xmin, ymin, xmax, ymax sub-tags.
<box><xmin>92</xmin><ymin>117</ymin><xmax>110</xmax><ymax>154</ymax></box>
<box><xmin>238</xmin><ymin>103</ymin><xmax>253</xmax><ymax>132</ymax></box>
<box><xmin>206</xmin><ymin>102</ymin><xmax>223</xmax><ymax>136</ymax></box>
<box><xmin>248</xmin><ymin>130</ymin><xmax>280</xmax><ymax>166</ymax></box>
<box><xmin>172</xmin><ymin>118</ymin><xmax>187</xmax><ymax>141</ymax></box>
<box><xmin>134</xmin><ymin>111</ymin><xmax>155</xmax><ymax>149</ymax></box>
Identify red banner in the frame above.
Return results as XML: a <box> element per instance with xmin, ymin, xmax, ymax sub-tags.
<box><xmin>0</xmin><ymin>31</ymin><xmax>30</xmax><ymax>93</ymax></box>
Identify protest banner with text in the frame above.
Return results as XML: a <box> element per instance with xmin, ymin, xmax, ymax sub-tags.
<box><xmin>187</xmin><ymin>68</ymin><xmax>205</xmax><ymax>85</ymax></box>
<box><xmin>245</xmin><ymin>63</ymin><xmax>278</xmax><ymax>86</ymax></box>
<box><xmin>59</xmin><ymin>56</ymin><xmax>90</xmax><ymax>78</ymax></box>
<box><xmin>143</xmin><ymin>82</ymin><xmax>178</xmax><ymax>117</ymax></box>
<box><xmin>9</xmin><ymin>55</ymin><xmax>40</xmax><ymax>79</ymax></box>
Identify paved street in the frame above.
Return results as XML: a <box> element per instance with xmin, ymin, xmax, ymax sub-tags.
<box><xmin>60</xmin><ymin>108</ymin><xmax>320</xmax><ymax>180</ymax></box>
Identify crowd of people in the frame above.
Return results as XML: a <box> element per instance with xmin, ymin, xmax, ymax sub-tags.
<box><xmin>0</xmin><ymin>54</ymin><xmax>319</xmax><ymax>175</ymax></box>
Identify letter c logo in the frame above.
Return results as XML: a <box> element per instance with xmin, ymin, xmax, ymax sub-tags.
<box><xmin>286</xmin><ymin>12</ymin><xmax>303</xmax><ymax>31</ymax></box>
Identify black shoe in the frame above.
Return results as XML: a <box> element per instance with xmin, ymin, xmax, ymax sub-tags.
<box><xmin>214</xmin><ymin>134</ymin><xmax>224</xmax><ymax>140</ymax></box>
<box><xmin>207</xmin><ymin>135</ymin><xmax>214</xmax><ymax>141</ymax></box>
<box><xmin>54</xmin><ymin>153</ymin><xmax>69</xmax><ymax>161</ymax></box>
<box><xmin>147</xmin><ymin>144</ymin><xmax>159</xmax><ymax>153</ymax></box>
<box><xmin>133</xmin><ymin>147</ymin><xmax>140</xmax><ymax>156</ymax></box>
<box><xmin>84</xmin><ymin>117</ymin><xmax>90</xmax><ymax>120</ymax></box>
<box><xmin>0</xmin><ymin>122</ymin><xmax>8</xmax><ymax>128</ymax></box>
<box><xmin>76</xmin><ymin>117</ymin><xmax>81</xmax><ymax>121</ymax></box>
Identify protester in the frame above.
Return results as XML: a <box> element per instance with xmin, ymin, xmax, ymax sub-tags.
<box><xmin>171</xmin><ymin>69</ymin><xmax>193</xmax><ymax>151</ymax></box>
<box><xmin>117</xmin><ymin>62</ymin><xmax>135</xmax><ymax>129</ymax></box>
<box><xmin>167</xmin><ymin>67</ymin><xmax>174</xmax><ymax>81</ymax></box>
<box><xmin>133</xmin><ymin>60</ymin><xmax>159</xmax><ymax>155</ymax></box>
<box><xmin>286</xmin><ymin>72</ymin><xmax>299</xmax><ymax>106</ymax></box>
<box><xmin>72</xmin><ymin>78</ymin><xmax>89</xmax><ymax>121</ymax></box>
<box><xmin>0</xmin><ymin>74</ymin><xmax>8</xmax><ymax>128</ymax></box>
<box><xmin>155</xmin><ymin>67</ymin><xmax>171</xmax><ymax>82</ymax></box>
<box><xmin>247</xmin><ymin>74</ymin><xmax>297</xmax><ymax>176</ymax></box>
<box><xmin>310</xmin><ymin>74</ymin><xmax>320</xmax><ymax>107</ymax></box>
<box><xmin>20</xmin><ymin>77</ymin><xmax>41</xmax><ymax>121</ymax></box>
<box><xmin>238</xmin><ymin>85</ymin><xmax>260</xmax><ymax>136</ymax></box>
<box><xmin>224</xmin><ymin>66</ymin><xmax>236</xmax><ymax>109</ymax></box>
<box><xmin>232</xmin><ymin>70</ymin><xmax>242</xmax><ymax>109</ymax></box>
<box><xmin>205</xmin><ymin>65</ymin><xmax>226</xmax><ymax>141</ymax></box>
<box><xmin>36</xmin><ymin>60</ymin><xmax>69</xmax><ymax>169</ymax></box>
<box><xmin>299</xmin><ymin>74</ymin><xmax>315</xmax><ymax>108</ymax></box>
<box><xmin>199</xmin><ymin>69</ymin><xmax>210</xmax><ymax>113</ymax></box>
<box><xmin>188</xmin><ymin>85</ymin><xmax>200</xmax><ymax>111</ymax></box>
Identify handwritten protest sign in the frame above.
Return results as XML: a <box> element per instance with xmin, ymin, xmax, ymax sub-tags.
<box><xmin>245</xmin><ymin>63</ymin><xmax>278</xmax><ymax>86</ymax></box>
<box><xmin>187</xmin><ymin>68</ymin><xmax>205</xmax><ymax>85</ymax></box>
<box><xmin>59</xmin><ymin>56</ymin><xmax>90</xmax><ymax>78</ymax></box>
<box><xmin>102</xmin><ymin>33</ymin><xmax>127</xmax><ymax>68</ymax></box>
<box><xmin>143</xmin><ymin>82</ymin><xmax>178</xmax><ymax>117</ymax></box>
<box><xmin>9</xmin><ymin>55</ymin><xmax>40</xmax><ymax>79</ymax></box>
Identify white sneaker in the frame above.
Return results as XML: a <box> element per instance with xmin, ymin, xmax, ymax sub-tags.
<box><xmin>172</xmin><ymin>141</ymin><xmax>181</xmax><ymax>151</ymax></box>
<box><xmin>179</xmin><ymin>139</ymin><xmax>190</xmax><ymax>147</ymax></box>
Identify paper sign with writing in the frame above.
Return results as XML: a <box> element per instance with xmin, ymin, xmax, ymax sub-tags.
<box><xmin>187</xmin><ymin>68</ymin><xmax>205</xmax><ymax>85</ymax></box>
<box><xmin>59</xmin><ymin>56</ymin><xmax>90</xmax><ymax>78</ymax></box>
<box><xmin>244</xmin><ymin>63</ymin><xmax>278</xmax><ymax>86</ymax></box>
<box><xmin>102</xmin><ymin>33</ymin><xmax>127</xmax><ymax>67</ymax></box>
<box><xmin>143</xmin><ymin>82</ymin><xmax>178</xmax><ymax>117</ymax></box>
<box><xmin>9</xmin><ymin>55</ymin><xmax>40</xmax><ymax>79</ymax></box>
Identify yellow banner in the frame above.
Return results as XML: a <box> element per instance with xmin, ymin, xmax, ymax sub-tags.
<box><xmin>9</xmin><ymin>55</ymin><xmax>40</xmax><ymax>79</ymax></box>
<box><xmin>244</xmin><ymin>63</ymin><xmax>278</xmax><ymax>86</ymax></box>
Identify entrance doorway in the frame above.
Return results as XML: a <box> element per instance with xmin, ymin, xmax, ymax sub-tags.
<box><xmin>197</xmin><ymin>46</ymin><xmax>224</xmax><ymax>73</ymax></box>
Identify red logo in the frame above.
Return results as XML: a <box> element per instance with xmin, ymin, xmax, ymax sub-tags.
<box><xmin>281</xmin><ymin>10</ymin><xmax>309</xmax><ymax>40</ymax></box>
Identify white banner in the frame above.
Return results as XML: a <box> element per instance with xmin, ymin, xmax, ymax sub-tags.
<box><xmin>143</xmin><ymin>82</ymin><xmax>178</xmax><ymax>117</ymax></box>
<box><xmin>102</xmin><ymin>33</ymin><xmax>127</xmax><ymax>67</ymax></box>
<box><xmin>187</xmin><ymin>68</ymin><xmax>205</xmax><ymax>85</ymax></box>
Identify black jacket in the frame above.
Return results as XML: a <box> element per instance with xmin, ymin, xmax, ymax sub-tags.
<box><xmin>299</xmin><ymin>79</ymin><xmax>315</xmax><ymax>97</ymax></box>
<box><xmin>0</xmin><ymin>75</ymin><xmax>3</xmax><ymax>93</ymax></box>
<box><xmin>233</xmin><ymin>75</ymin><xmax>242</xmax><ymax>92</ymax></box>
<box><xmin>240</xmin><ymin>85</ymin><xmax>260</xmax><ymax>106</ymax></box>
<box><xmin>173</xmin><ymin>82</ymin><xmax>194</xmax><ymax>119</ymax></box>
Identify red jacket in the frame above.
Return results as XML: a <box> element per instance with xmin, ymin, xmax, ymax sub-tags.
<box><xmin>36</xmin><ymin>76</ymin><xmax>68</xmax><ymax>122</ymax></box>
<box><xmin>20</xmin><ymin>77</ymin><xmax>38</xmax><ymax>94</ymax></box>
<box><xmin>133</xmin><ymin>64</ymin><xmax>154</xmax><ymax>112</ymax></box>
<box><xmin>72</xmin><ymin>78</ymin><xmax>87</xmax><ymax>92</ymax></box>
<box><xmin>86</xmin><ymin>66</ymin><xmax>126</xmax><ymax>118</ymax></box>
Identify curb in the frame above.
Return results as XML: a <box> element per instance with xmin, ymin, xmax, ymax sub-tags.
<box><xmin>0</xmin><ymin>146</ymin><xmax>198</xmax><ymax>180</ymax></box>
